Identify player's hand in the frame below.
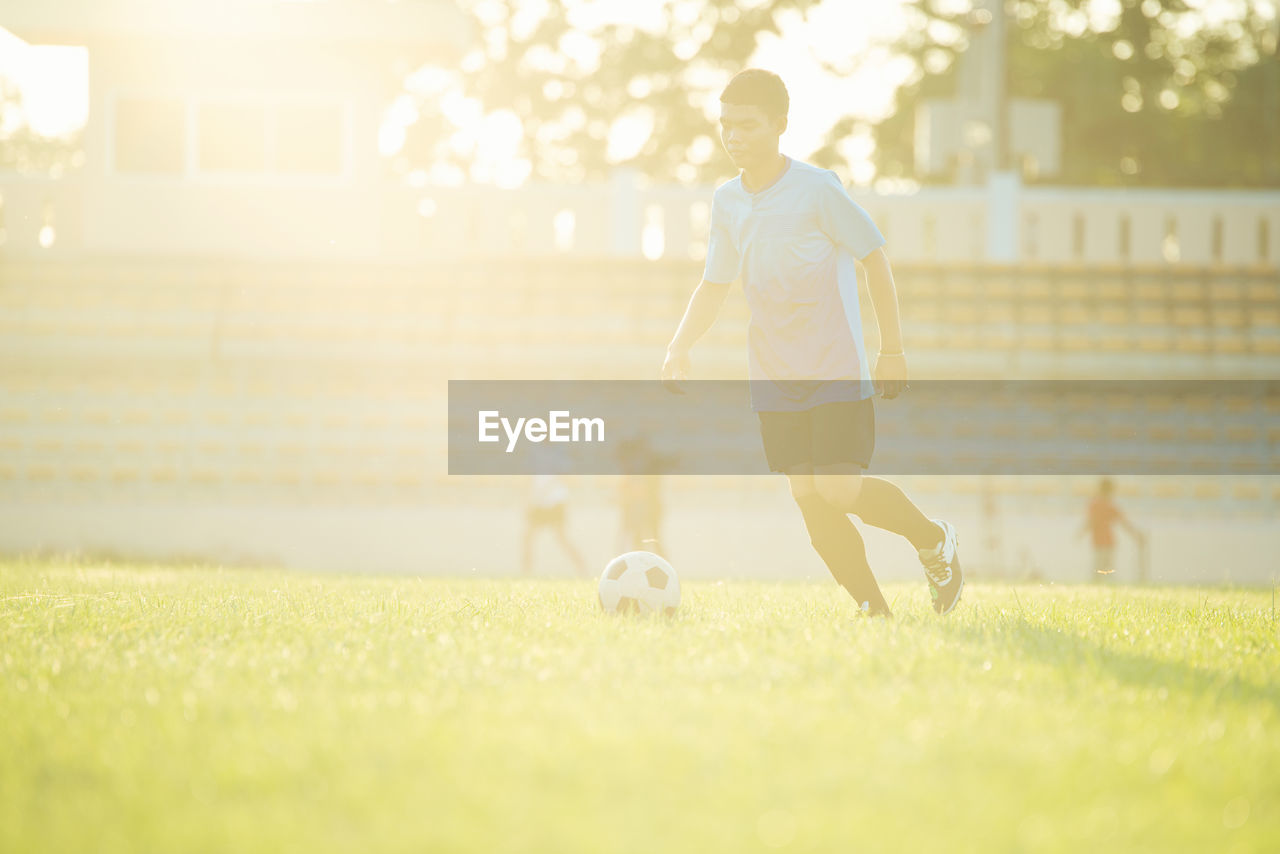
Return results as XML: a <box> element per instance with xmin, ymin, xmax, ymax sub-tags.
<box><xmin>661</xmin><ymin>346</ymin><xmax>690</xmax><ymax>394</ymax></box>
<box><xmin>874</xmin><ymin>351</ymin><xmax>908</xmax><ymax>400</ymax></box>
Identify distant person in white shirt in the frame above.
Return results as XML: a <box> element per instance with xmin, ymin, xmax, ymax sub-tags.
<box><xmin>522</xmin><ymin>471</ymin><xmax>588</xmax><ymax>578</ymax></box>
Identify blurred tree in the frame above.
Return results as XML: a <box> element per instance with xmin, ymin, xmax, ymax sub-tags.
<box><xmin>0</xmin><ymin>79</ymin><xmax>83</xmax><ymax>176</ymax></box>
<box><xmin>393</xmin><ymin>0</ymin><xmax>826</xmax><ymax>185</ymax></box>
<box><xmin>395</xmin><ymin>0</ymin><xmax>1277</xmax><ymax>187</ymax></box>
<box><xmin>857</xmin><ymin>0</ymin><xmax>1280</xmax><ymax>187</ymax></box>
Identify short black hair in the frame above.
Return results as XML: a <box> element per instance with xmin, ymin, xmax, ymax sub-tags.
<box><xmin>720</xmin><ymin>69</ymin><xmax>789</xmax><ymax>120</ymax></box>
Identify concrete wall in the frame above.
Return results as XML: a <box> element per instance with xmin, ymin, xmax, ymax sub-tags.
<box><xmin>5</xmin><ymin>174</ymin><xmax>1278</xmax><ymax>266</ymax></box>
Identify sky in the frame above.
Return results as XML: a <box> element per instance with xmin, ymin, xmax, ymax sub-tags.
<box><xmin>0</xmin><ymin>26</ymin><xmax>89</xmax><ymax>138</ymax></box>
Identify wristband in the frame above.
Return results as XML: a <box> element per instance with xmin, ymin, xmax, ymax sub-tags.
<box><xmin>878</xmin><ymin>350</ymin><xmax>905</xmax><ymax>357</ymax></box>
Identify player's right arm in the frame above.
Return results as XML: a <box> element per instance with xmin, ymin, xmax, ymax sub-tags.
<box><xmin>665</xmin><ymin>187</ymin><xmax>739</xmax><ymax>382</ymax></box>
<box><xmin>662</xmin><ymin>278</ymin><xmax>731</xmax><ymax>381</ymax></box>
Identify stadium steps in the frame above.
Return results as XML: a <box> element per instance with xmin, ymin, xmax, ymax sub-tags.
<box><xmin>5</xmin><ymin>257</ymin><xmax>1280</xmax><ymax>506</ymax></box>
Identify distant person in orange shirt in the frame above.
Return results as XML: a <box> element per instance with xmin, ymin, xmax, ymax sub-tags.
<box><xmin>1081</xmin><ymin>478</ymin><xmax>1145</xmax><ymax>579</ymax></box>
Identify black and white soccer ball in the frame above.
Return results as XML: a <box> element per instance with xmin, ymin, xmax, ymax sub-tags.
<box><xmin>598</xmin><ymin>551</ymin><xmax>680</xmax><ymax>615</ymax></box>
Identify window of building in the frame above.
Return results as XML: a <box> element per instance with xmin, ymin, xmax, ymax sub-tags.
<box><xmin>275</xmin><ymin>103</ymin><xmax>343</xmax><ymax>175</ymax></box>
<box><xmin>198</xmin><ymin>102</ymin><xmax>268</xmax><ymax>173</ymax></box>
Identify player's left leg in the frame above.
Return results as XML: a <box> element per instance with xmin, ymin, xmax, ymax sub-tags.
<box><xmin>808</xmin><ymin>457</ymin><xmax>941</xmax><ymax>549</ymax></box>
<box><xmin>548</xmin><ymin>506</ymin><xmax>588</xmax><ymax>578</ymax></box>
<box><xmin>813</xmin><ymin>467</ymin><xmax>962</xmax><ymax>615</ymax></box>
<box><xmin>851</xmin><ymin>478</ymin><xmax>944</xmax><ymax>552</ymax></box>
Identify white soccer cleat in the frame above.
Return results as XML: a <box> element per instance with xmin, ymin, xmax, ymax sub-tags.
<box><xmin>919</xmin><ymin>519</ymin><xmax>963</xmax><ymax>615</ymax></box>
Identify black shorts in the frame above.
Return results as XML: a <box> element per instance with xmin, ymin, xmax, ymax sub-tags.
<box><xmin>757</xmin><ymin>397</ymin><xmax>875</xmax><ymax>473</ymax></box>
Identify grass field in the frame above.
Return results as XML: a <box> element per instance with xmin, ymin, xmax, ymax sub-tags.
<box><xmin>2</xmin><ymin>558</ymin><xmax>1277</xmax><ymax>854</ymax></box>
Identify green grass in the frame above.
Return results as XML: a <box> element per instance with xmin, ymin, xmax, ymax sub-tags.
<box><xmin>2</xmin><ymin>558</ymin><xmax>1277</xmax><ymax>854</ymax></box>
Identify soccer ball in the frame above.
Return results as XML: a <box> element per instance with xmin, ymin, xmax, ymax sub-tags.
<box><xmin>598</xmin><ymin>551</ymin><xmax>680</xmax><ymax>616</ymax></box>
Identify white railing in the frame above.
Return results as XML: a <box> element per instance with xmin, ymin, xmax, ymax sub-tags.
<box><xmin>1</xmin><ymin>172</ymin><xmax>1277</xmax><ymax>267</ymax></box>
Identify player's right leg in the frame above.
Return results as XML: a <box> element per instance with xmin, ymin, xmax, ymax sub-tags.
<box><xmin>786</xmin><ymin>466</ymin><xmax>891</xmax><ymax>617</ymax></box>
<box><xmin>553</xmin><ymin>529</ymin><xmax>588</xmax><ymax>578</ymax></box>
<box><xmin>521</xmin><ymin>517</ymin><xmax>537</xmax><ymax>576</ymax></box>
<box><xmin>545</xmin><ymin>505</ymin><xmax>587</xmax><ymax>578</ymax></box>
<box><xmin>760</xmin><ymin>406</ymin><xmax>891</xmax><ymax>616</ymax></box>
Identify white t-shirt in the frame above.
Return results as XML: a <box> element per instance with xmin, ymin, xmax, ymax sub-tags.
<box><xmin>702</xmin><ymin>156</ymin><xmax>885</xmax><ymax>412</ymax></box>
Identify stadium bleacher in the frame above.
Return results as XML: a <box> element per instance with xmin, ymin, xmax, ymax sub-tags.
<box><xmin>1</xmin><ymin>255</ymin><xmax>1278</xmax><ymax>512</ymax></box>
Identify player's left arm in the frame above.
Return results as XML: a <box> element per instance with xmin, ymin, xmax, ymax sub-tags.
<box><xmin>860</xmin><ymin>247</ymin><xmax>907</xmax><ymax>400</ymax></box>
<box><xmin>815</xmin><ymin>173</ymin><xmax>907</xmax><ymax>400</ymax></box>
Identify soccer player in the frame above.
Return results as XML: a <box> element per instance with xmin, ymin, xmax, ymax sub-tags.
<box><xmin>1080</xmin><ymin>477</ymin><xmax>1145</xmax><ymax>579</ymax></box>
<box><xmin>661</xmin><ymin>69</ymin><xmax>962</xmax><ymax>617</ymax></box>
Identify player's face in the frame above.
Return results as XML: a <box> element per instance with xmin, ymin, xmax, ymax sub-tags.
<box><xmin>719</xmin><ymin>103</ymin><xmax>782</xmax><ymax>169</ymax></box>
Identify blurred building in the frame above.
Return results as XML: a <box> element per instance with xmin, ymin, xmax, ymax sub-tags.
<box><xmin>0</xmin><ymin>1</ymin><xmax>1276</xmax><ymax>266</ymax></box>
<box><xmin>0</xmin><ymin>0</ymin><xmax>470</xmax><ymax>258</ymax></box>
